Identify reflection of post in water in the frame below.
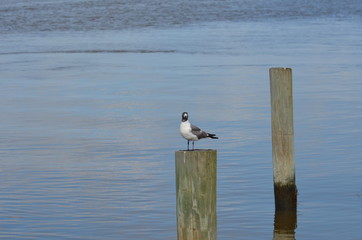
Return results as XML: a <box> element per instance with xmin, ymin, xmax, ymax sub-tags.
<box><xmin>270</xmin><ymin>68</ymin><xmax>297</xmax><ymax>239</ymax></box>
<box><xmin>274</xmin><ymin>210</ymin><xmax>297</xmax><ymax>240</ymax></box>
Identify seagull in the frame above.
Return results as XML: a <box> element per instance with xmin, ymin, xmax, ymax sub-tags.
<box><xmin>179</xmin><ymin>112</ymin><xmax>218</xmax><ymax>151</ymax></box>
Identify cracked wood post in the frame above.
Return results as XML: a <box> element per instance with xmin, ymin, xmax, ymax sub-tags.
<box><xmin>269</xmin><ymin>68</ymin><xmax>297</xmax><ymax>212</ymax></box>
<box><xmin>175</xmin><ymin>149</ymin><xmax>217</xmax><ymax>240</ymax></box>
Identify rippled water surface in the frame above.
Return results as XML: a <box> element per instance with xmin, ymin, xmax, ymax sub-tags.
<box><xmin>1</xmin><ymin>1</ymin><xmax>362</xmax><ymax>239</ymax></box>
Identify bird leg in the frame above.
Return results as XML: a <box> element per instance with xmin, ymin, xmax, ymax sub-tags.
<box><xmin>187</xmin><ymin>140</ymin><xmax>190</xmax><ymax>151</ymax></box>
<box><xmin>192</xmin><ymin>141</ymin><xmax>195</xmax><ymax>151</ymax></box>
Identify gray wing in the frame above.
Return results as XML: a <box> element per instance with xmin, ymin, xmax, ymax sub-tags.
<box><xmin>191</xmin><ymin>124</ymin><xmax>208</xmax><ymax>139</ymax></box>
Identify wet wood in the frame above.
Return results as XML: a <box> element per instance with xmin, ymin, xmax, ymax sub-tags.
<box><xmin>269</xmin><ymin>68</ymin><xmax>297</xmax><ymax>211</ymax></box>
<box><xmin>175</xmin><ymin>149</ymin><xmax>217</xmax><ymax>240</ymax></box>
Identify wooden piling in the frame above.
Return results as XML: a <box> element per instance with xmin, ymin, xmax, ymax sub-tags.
<box><xmin>175</xmin><ymin>149</ymin><xmax>217</xmax><ymax>240</ymax></box>
<box><xmin>269</xmin><ymin>68</ymin><xmax>297</xmax><ymax>212</ymax></box>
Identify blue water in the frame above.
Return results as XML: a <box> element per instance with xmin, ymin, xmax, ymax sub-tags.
<box><xmin>1</xmin><ymin>1</ymin><xmax>362</xmax><ymax>239</ymax></box>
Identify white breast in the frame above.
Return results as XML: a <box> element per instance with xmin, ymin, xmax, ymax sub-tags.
<box><xmin>180</xmin><ymin>121</ymin><xmax>198</xmax><ymax>141</ymax></box>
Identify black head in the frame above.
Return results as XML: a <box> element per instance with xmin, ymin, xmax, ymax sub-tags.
<box><xmin>181</xmin><ymin>112</ymin><xmax>188</xmax><ymax>122</ymax></box>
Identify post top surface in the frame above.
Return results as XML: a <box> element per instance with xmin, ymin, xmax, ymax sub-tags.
<box><xmin>269</xmin><ymin>67</ymin><xmax>292</xmax><ymax>70</ymax></box>
<box><xmin>175</xmin><ymin>149</ymin><xmax>217</xmax><ymax>153</ymax></box>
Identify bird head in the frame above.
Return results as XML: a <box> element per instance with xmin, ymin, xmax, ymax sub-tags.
<box><xmin>182</xmin><ymin>112</ymin><xmax>188</xmax><ymax>122</ymax></box>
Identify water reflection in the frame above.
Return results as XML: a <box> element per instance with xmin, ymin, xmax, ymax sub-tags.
<box><xmin>273</xmin><ymin>209</ymin><xmax>297</xmax><ymax>240</ymax></box>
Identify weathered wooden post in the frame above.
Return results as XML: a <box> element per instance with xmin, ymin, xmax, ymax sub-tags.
<box><xmin>175</xmin><ymin>149</ymin><xmax>217</xmax><ymax>240</ymax></box>
<box><xmin>269</xmin><ymin>68</ymin><xmax>297</xmax><ymax>212</ymax></box>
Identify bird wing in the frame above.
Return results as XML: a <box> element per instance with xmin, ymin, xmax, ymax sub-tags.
<box><xmin>191</xmin><ymin>124</ymin><xmax>208</xmax><ymax>139</ymax></box>
<box><xmin>191</xmin><ymin>124</ymin><xmax>200</xmax><ymax>132</ymax></box>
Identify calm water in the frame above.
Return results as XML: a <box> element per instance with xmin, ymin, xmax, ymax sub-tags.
<box><xmin>1</xmin><ymin>0</ymin><xmax>362</xmax><ymax>239</ymax></box>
